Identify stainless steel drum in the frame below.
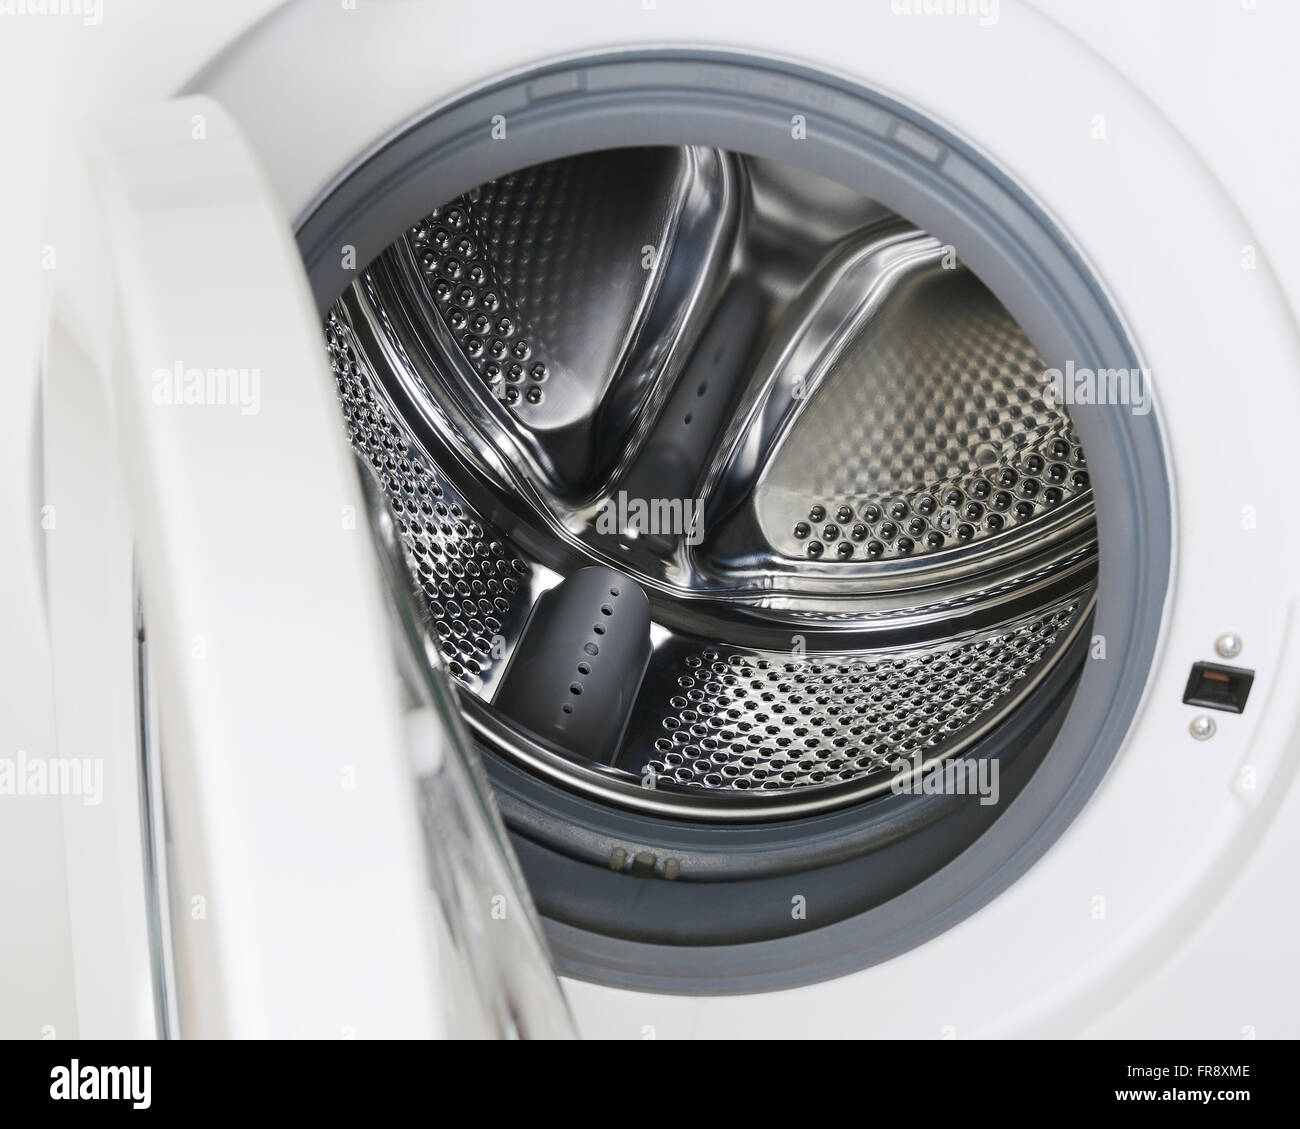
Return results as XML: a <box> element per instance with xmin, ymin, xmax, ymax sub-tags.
<box><xmin>325</xmin><ymin>146</ymin><xmax>1095</xmax><ymax>821</ymax></box>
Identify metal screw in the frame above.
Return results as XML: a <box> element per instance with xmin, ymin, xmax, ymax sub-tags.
<box><xmin>1215</xmin><ymin>632</ymin><xmax>1243</xmax><ymax>659</ymax></box>
<box><xmin>1189</xmin><ymin>715</ymin><xmax>1216</xmax><ymax>741</ymax></box>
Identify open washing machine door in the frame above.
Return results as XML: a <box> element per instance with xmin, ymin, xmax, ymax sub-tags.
<box><xmin>32</xmin><ymin>0</ymin><xmax>1300</xmax><ymax>1041</ymax></box>
<box><xmin>41</xmin><ymin>95</ymin><xmax>574</xmax><ymax>1039</ymax></box>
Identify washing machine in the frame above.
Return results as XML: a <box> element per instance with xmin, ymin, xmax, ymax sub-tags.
<box><xmin>9</xmin><ymin>0</ymin><xmax>1300</xmax><ymax>1040</ymax></box>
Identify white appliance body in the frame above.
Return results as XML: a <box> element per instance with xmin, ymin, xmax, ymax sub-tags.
<box><xmin>5</xmin><ymin>0</ymin><xmax>1300</xmax><ymax>1039</ymax></box>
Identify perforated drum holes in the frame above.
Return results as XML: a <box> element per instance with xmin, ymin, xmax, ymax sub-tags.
<box><xmin>325</xmin><ymin>145</ymin><xmax>1098</xmax><ymax>812</ymax></box>
<box><xmin>326</xmin><ymin>313</ymin><xmax>530</xmax><ymax>694</ymax></box>
<box><xmin>643</xmin><ymin>599</ymin><xmax>1082</xmax><ymax>791</ymax></box>
<box><xmin>768</xmin><ymin>275</ymin><xmax>1090</xmax><ymax>565</ymax></box>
